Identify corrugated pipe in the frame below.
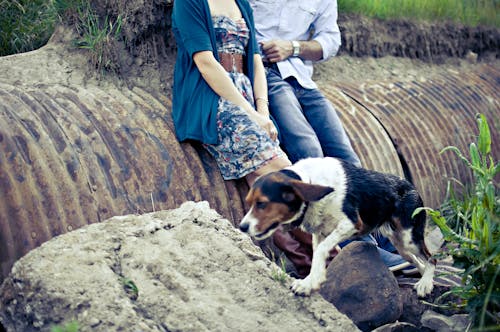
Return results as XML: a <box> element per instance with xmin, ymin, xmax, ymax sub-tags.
<box><xmin>0</xmin><ymin>63</ymin><xmax>498</xmax><ymax>282</ymax></box>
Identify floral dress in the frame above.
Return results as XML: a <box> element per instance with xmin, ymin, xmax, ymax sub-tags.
<box><xmin>203</xmin><ymin>15</ymin><xmax>286</xmax><ymax>180</ymax></box>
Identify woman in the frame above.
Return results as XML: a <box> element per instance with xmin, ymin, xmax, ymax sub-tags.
<box><xmin>172</xmin><ymin>0</ymin><xmax>291</xmax><ymax>186</ymax></box>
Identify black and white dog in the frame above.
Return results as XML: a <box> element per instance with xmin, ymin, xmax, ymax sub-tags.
<box><xmin>239</xmin><ymin>157</ymin><xmax>435</xmax><ymax>297</ymax></box>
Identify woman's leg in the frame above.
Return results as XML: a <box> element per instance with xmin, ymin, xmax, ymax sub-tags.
<box><xmin>245</xmin><ymin>155</ymin><xmax>291</xmax><ymax>187</ymax></box>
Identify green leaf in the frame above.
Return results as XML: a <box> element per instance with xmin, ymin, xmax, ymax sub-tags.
<box><xmin>441</xmin><ymin>145</ymin><xmax>472</xmax><ymax>168</ymax></box>
<box><xmin>477</xmin><ymin>114</ymin><xmax>491</xmax><ymax>156</ymax></box>
<box><xmin>470</xmin><ymin>143</ymin><xmax>481</xmax><ymax>168</ymax></box>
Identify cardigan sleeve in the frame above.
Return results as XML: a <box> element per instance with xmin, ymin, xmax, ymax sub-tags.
<box><xmin>245</xmin><ymin>1</ymin><xmax>259</xmax><ymax>54</ymax></box>
<box><xmin>173</xmin><ymin>0</ymin><xmax>213</xmax><ymax>57</ymax></box>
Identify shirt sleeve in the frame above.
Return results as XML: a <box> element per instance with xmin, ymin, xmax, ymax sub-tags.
<box><xmin>310</xmin><ymin>0</ymin><xmax>341</xmax><ymax>61</ymax></box>
<box><xmin>173</xmin><ymin>0</ymin><xmax>213</xmax><ymax>57</ymax></box>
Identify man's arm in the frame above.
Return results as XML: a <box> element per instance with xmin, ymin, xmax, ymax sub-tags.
<box><xmin>259</xmin><ymin>0</ymin><xmax>340</xmax><ymax>64</ymax></box>
<box><xmin>260</xmin><ymin>39</ymin><xmax>323</xmax><ymax>63</ymax></box>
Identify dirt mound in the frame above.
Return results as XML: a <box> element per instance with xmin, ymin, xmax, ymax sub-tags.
<box><xmin>338</xmin><ymin>13</ymin><xmax>499</xmax><ymax>62</ymax></box>
<box><xmin>0</xmin><ymin>202</ymin><xmax>359</xmax><ymax>331</ymax></box>
<box><xmin>55</xmin><ymin>1</ymin><xmax>499</xmax><ymax>96</ymax></box>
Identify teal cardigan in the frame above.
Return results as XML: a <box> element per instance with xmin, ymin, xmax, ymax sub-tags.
<box><xmin>172</xmin><ymin>0</ymin><xmax>258</xmax><ymax>144</ymax></box>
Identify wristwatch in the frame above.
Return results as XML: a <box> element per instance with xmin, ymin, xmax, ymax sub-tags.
<box><xmin>291</xmin><ymin>40</ymin><xmax>300</xmax><ymax>57</ymax></box>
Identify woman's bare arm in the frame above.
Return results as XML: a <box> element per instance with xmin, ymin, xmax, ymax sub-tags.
<box><xmin>193</xmin><ymin>51</ymin><xmax>277</xmax><ymax>139</ymax></box>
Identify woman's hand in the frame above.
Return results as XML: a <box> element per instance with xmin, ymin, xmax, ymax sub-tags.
<box><xmin>248</xmin><ymin>111</ymin><xmax>278</xmax><ymax>141</ymax></box>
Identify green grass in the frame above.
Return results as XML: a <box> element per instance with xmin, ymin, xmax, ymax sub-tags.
<box><xmin>339</xmin><ymin>0</ymin><xmax>499</xmax><ymax>27</ymax></box>
<box><xmin>70</xmin><ymin>0</ymin><xmax>123</xmax><ymax>74</ymax></box>
<box><xmin>415</xmin><ymin>114</ymin><xmax>499</xmax><ymax>330</ymax></box>
<box><xmin>51</xmin><ymin>321</ymin><xmax>79</xmax><ymax>332</ymax></box>
<box><xmin>0</xmin><ymin>0</ymin><xmax>57</xmax><ymax>56</ymax></box>
<box><xmin>1</xmin><ymin>0</ymin><xmax>123</xmax><ymax>76</ymax></box>
<box><xmin>271</xmin><ymin>257</ymin><xmax>289</xmax><ymax>285</ymax></box>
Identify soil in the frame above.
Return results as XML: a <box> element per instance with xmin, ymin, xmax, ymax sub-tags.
<box><xmin>44</xmin><ymin>2</ymin><xmax>500</xmax><ymax>99</ymax></box>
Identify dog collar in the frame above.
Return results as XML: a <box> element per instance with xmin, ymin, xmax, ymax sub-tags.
<box><xmin>290</xmin><ymin>202</ymin><xmax>308</xmax><ymax>228</ymax></box>
<box><xmin>278</xmin><ymin>169</ymin><xmax>309</xmax><ymax>230</ymax></box>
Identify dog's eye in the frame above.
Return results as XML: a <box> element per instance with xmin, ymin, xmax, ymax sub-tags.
<box><xmin>256</xmin><ymin>201</ymin><xmax>268</xmax><ymax>209</ymax></box>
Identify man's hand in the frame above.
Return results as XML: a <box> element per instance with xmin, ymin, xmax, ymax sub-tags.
<box><xmin>260</xmin><ymin>40</ymin><xmax>294</xmax><ymax>63</ymax></box>
<box><xmin>260</xmin><ymin>40</ymin><xmax>324</xmax><ymax>62</ymax></box>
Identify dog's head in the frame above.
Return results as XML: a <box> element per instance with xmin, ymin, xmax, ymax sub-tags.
<box><xmin>239</xmin><ymin>170</ymin><xmax>334</xmax><ymax>240</ymax></box>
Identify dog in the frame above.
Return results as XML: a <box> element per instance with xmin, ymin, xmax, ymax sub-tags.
<box><xmin>239</xmin><ymin>157</ymin><xmax>436</xmax><ymax>297</ymax></box>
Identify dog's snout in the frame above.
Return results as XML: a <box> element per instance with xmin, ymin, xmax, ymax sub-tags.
<box><xmin>239</xmin><ymin>222</ymin><xmax>249</xmax><ymax>233</ymax></box>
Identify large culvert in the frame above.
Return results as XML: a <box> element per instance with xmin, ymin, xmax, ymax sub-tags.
<box><xmin>0</xmin><ymin>61</ymin><xmax>498</xmax><ymax>283</ymax></box>
<box><xmin>322</xmin><ymin>63</ymin><xmax>499</xmax><ymax>211</ymax></box>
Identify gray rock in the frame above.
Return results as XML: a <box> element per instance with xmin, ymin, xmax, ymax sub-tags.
<box><xmin>371</xmin><ymin>321</ymin><xmax>420</xmax><ymax>332</ymax></box>
<box><xmin>0</xmin><ymin>201</ymin><xmax>359</xmax><ymax>332</ymax></box>
<box><xmin>320</xmin><ymin>241</ymin><xmax>403</xmax><ymax>331</ymax></box>
<box><xmin>421</xmin><ymin>310</ymin><xmax>471</xmax><ymax>332</ymax></box>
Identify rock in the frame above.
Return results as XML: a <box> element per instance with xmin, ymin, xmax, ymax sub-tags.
<box><xmin>371</xmin><ymin>321</ymin><xmax>420</xmax><ymax>332</ymax></box>
<box><xmin>0</xmin><ymin>201</ymin><xmax>359</xmax><ymax>332</ymax></box>
<box><xmin>320</xmin><ymin>241</ymin><xmax>403</xmax><ymax>331</ymax></box>
<box><xmin>426</xmin><ymin>226</ymin><xmax>444</xmax><ymax>254</ymax></box>
<box><xmin>465</xmin><ymin>50</ymin><xmax>478</xmax><ymax>64</ymax></box>
<box><xmin>397</xmin><ymin>276</ymin><xmax>466</xmax><ymax>328</ymax></box>
<box><xmin>397</xmin><ymin>285</ymin><xmax>429</xmax><ymax>327</ymax></box>
<box><xmin>421</xmin><ymin>310</ymin><xmax>471</xmax><ymax>332</ymax></box>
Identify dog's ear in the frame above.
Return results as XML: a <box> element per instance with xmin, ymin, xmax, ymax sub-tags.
<box><xmin>289</xmin><ymin>180</ymin><xmax>334</xmax><ymax>202</ymax></box>
<box><xmin>281</xmin><ymin>191</ymin><xmax>296</xmax><ymax>202</ymax></box>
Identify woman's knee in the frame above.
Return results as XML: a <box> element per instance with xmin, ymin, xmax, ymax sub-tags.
<box><xmin>245</xmin><ymin>156</ymin><xmax>291</xmax><ymax>186</ymax></box>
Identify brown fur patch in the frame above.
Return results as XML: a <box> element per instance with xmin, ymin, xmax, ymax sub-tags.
<box><xmin>253</xmin><ymin>202</ymin><xmax>294</xmax><ymax>233</ymax></box>
<box><xmin>245</xmin><ymin>185</ymin><xmax>299</xmax><ymax>234</ymax></box>
<box><xmin>354</xmin><ymin>213</ymin><xmax>367</xmax><ymax>233</ymax></box>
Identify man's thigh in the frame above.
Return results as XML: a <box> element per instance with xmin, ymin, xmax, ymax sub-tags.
<box><xmin>266</xmin><ymin>69</ymin><xmax>323</xmax><ymax>162</ymax></box>
<box><xmin>298</xmin><ymin>88</ymin><xmax>361</xmax><ymax>166</ymax></box>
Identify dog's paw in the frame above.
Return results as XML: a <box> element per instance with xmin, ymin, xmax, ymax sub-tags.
<box><xmin>291</xmin><ymin>275</ymin><xmax>325</xmax><ymax>296</ymax></box>
<box><xmin>414</xmin><ymin>279</ymin><xmax>434</xmax><ymax>297</ymax></box>
<box><xmin>291</xmin><ymin>278</ymin><xmax>313</xmax><ymax>296</ymax></box>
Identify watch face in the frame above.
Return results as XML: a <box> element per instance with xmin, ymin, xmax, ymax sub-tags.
<box><xmin>292</xmin><ymin>41</ymin><xmax>300</xmax><ymax>56</ymax></box>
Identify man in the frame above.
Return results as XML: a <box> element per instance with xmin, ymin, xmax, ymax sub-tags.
<box><xmin>249</xmin><ymin>0</ymin><xmax>414</xmax><ymax>277</ymax></box>
<box><xmin>249</xmin><ymin>0</ymin><xmax>358</xmax><ymax>166</ymax></box>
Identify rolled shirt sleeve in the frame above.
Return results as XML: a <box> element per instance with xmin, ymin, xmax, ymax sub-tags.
<box><xmin>311</xmin><ymin>0</ymin><xmax>341</xmax><ymax>61</ymax></box>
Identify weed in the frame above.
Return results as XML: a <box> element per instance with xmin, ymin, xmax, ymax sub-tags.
<box><xmin>120</xmin><ymin>276</ymin><xmax>139</xmax><ymax>300</ymax></box>
<box><xmin>60</xmin><ymin>0</ymin><xmax>124</xmax><ymax>75</ymax></box>
<box><xmin>51</xmin><ymin>321</ymin><xmax>79</xmax><ymax>332</ymax></box>
<box><xmin>271</xmin><ymin>257</ymin><xmax>289</xmax><ymax>285</ymax></box>
<box><xmin>414</xmin><ymin>114</ymin><xmax>499</xmax><ymax>330</ymax></box>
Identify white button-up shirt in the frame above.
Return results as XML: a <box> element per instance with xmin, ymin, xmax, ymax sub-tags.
<box><xmin>249</xmin><ymin>0</ymin><xmax>341</xmax><ymax>89</ymax></box>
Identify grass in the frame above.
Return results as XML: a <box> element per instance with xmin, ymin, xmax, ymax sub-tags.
<box><xmin>415</xmin><ymin>114</ymin><xmax>499</xmax><ymax>330</ymax></box>
<box><xmin>1</xmin><ymin>0</ymin><xmax>123</xmax><ymax>75</ymax></box>
<box><xmin>51</xmin><ymin>321</ymin><xmax>79</xmax><ymax>332</ymax></box>
<box><xmin>271</xmin><ymin>257</ymin><xmax>289</xmax><ymax>285</ymax></box>
<box><xmin>70</xmin><ymin>0</ymin><xmax>123</xmax><ymax>74</ymax></box>
<box><xmin>120</xmin><ymin>276</ymin><xmax>139</xmax><ymax>300</ymax></box>
<box><xmin>0</xmin><ymin>0</ymin><xmax>57</xmax><ymax>56</ymax></box>
<box><xmin>339</xmin><ymin>0</ymin><xmax>499</xmax><ymax>27</ymax></box>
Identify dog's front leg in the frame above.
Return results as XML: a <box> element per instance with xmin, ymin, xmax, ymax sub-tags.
<box><xmin>291</xmin><ymin>219</ymin><xmax>357</xmax><ymax>296</ymax></box>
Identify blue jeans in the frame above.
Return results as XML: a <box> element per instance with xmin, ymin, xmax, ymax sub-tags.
<box><xmin>266</xmin><ymin>68</ymin><xmax>361</xmax><ymax>166</ymax></box>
